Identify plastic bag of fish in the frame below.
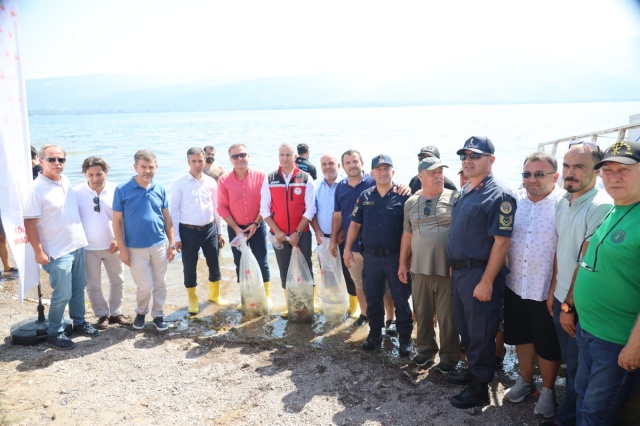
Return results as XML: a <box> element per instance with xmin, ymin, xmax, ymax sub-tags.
<box><xmin>316</xmin><ymin>237</ymin><xmax>348</xmax><ymax>323</ymax></box>
<box><xmin>231</xmin><ymin>233</ymin><xmax>269</xmax><ymax>316</ymax></box>
<box><xmin>286</xmin><ymin>246</ymin><xmax>315</xmax><ymax>322</ymax></box>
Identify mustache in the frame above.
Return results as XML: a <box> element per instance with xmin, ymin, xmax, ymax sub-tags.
<box><xmin>564</xmin><ymin>177</ymin><xmax>578</xmax><ymax>182</ymax></box>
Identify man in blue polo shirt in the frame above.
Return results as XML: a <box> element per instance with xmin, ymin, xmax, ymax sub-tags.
<box><xmin>113</xmin><ymin>150</ymin><xmax>176</xmax><ymax>332</ymax></box>
<box><xmin>446</xmin><ymin>136</ymin><xmax>516</xmax><ymax>409</ymax></box>
<box><xmin>344</xmin><ymin>154</ymin><xmax>413</xmax><ymax>355</ymax></box>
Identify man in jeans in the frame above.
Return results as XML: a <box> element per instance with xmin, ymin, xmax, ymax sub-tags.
<box><xmin>24</xmin><ymin>144</ymin><xmax>99</xmax><ymax>350</ymax></box>
<box><xmin>113</xmin><ymin>150</ymin><xmax>176</xmax><ymax>332</ymax></box>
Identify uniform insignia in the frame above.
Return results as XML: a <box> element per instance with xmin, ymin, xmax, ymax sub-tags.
<box><xmin>351</xmin><ymin>205</ymin><xmax>359</xmax><ymax>216</ymax></box>
<box><xmin>468</xmin><ymin>137</ymin><xmax>475</xmax><ymax>147</ymax></box>
<box><xmin>363</xmin><ymin>201</ymin><xmax>375</xmax><ymax>206</ymax></box>
<box><xmin>379</xmin><ymin>154</ymin><xmax>384</xmax><ymax>162</ymax></box>
<box><xmin>500</xmin><ymin>201</ymin><xmax>513</xmax><ymax>214</ymax></box>
<box><xmin>499</xmin><ymin>214</ymin><xmax>513</xmax><ymax>230</ymax></box>
<box><xmin>611</xmin><ymin>229</ymin><xmax>626</xmax><ymax>243</ymax></box>
<box><xmin>294</xmin><ymin>188</ymin><xmax>302</xmax><ymax>195</ymax></box>
<box><xmin>609</xmin><ymin>141</ymin><xmax>632</xmax><ymax>156</ymax></box>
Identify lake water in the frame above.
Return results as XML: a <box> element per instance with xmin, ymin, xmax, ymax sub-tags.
<box><xmin>28</xmin><ymin>102</ymin><xmax>640</xmax><ymax>192</ymax></box>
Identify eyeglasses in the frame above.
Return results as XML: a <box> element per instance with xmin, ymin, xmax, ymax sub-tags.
<box><xmin>231</xmin><ymin>152</ymin><xmax>248</xmax><ymax>160</ymax></box>
<box><xmin>418</xmin><ymin>154</ymin><xmax>433</xmax><ymax>160</ymax></box>
<box><xmin>93</xmin><ymin>196</ymin><xmax>100</xmax><ymax>213</ymax></box>
<box><xmin>44</xmin><ymin>157</ymin><xmax>66</xmax><ymax>164</ymax></box>
<box><xmin>459</xmin><ymin>153</ymin><xmax>490</xmax><ymax>161</ymax></box>
<box><xmin>417</xmin><ymin>198</ymin><xmax>440</xmax><ymax>236</ymax></box>
<box><xmin>522</xmin><ymin>171</ymin><xmax>555</xmax><ymax>179</ymax></box>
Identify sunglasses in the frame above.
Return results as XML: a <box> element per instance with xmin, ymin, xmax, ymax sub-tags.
<box><xmin>569</xmin><ymin>140</ymin><xmax>603</xmax><ymax>160</ymax></box>
<box><xmin>93</xmin><ymin>196</ymin><xmax>100</xmax><ymax>213</ymax></box>
<box><xmin>44</xmin><ymin>157</ymin><xmax>67</xmax><ymax>164</ymax></box>
<box><xmin>522</xmin><ymin>171</ymin><xmax>555</xmax><ymax>179</ymax></box>
<box><xmin>231</xmin><ymin>152</ymin><xmax>248</xmax><ymax>160</ymax></box>
<box><xmin>423</xmin><ymin>199</ymin><xmax>432</xmax><ymax>216</ymax></box>
<box><xmin>459</xmin><ymin>153</ymin><xmax>490</xmax><ymax>161</ymax></box>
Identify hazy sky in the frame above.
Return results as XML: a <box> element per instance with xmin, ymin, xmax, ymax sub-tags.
<box><xmin>18</xmin><ymin>0</ymin><xmax>640</xmax><ymax>83</ymax></box>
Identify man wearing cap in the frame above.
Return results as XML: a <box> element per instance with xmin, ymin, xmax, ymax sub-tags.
<box><xmin>572</xmin><ymin>141</ymin><xmax>640</xmax><ymax>424</ymax></box>
<box><xmin>399</xmin><ymin>156</ymin><xmax>460</xmax><ymax>370</ymax></box>
<box><xmin>549</xmin><ymin>141</ymin><xmax>612</xmax><ymax>426</ymax></box>
<box><xmin>446</xmin><ymin>136</ymin><xmax>516</xmax><ymax>408</ymax></box>
<box><xmin>502</xmin><ymin>152</ymin><xmax>564</xmax><ymax>418</ymax></box>
<box><xmin>344</xmin><ymin>154</ymin><xmax>413</xmax><ymax>355</ymax></box>
<box><xmin>295</xmin><ymin>143</ymin><xmax>318</xmax><ymax>180</ymax></box>
<box><xmin>408</xmin><ymin>146</ymin><xmax>457</xmax><ymax>194</ymax></box>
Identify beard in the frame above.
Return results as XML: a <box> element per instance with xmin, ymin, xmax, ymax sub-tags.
<box><xmin>206</xmin><ymin>158</ymin><xmax>214</xmax><ymax>164</ymax></box>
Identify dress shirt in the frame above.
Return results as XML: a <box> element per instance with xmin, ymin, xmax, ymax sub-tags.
<box><xmin>315</xmin><ymin>178</ymin><xmax>338</xmax><ymax>234</ymax></box>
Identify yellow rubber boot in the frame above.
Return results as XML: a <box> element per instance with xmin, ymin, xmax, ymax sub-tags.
<box><xmin>280</xmin><ymin>289</ymin><xmax>288</xmax><ymax>319</ymax></box>
<box><xmin>313</xmin><ymin>286</ymin><xmax>321</xmax><ymax>314</ymax></box>
<box><xmin>208</xmin><ymin>280</ymin><xmax>228</xmax><ymax>305</ymax></box>
<box><xmin>187</xmin><ymin>287</ymin><xmax>199</xmax><ymax>314</ymax></box>
<box><xmin>348</xmin><ymin>295</ymin><xmax>361</xmax><ymax>319</ymax></box>
<box><xmin>264</xmin><ymin>281</ymin><xmax>274</xmax><ymax>309</ymax></box>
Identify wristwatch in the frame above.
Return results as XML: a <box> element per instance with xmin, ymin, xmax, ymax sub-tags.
<box><xmin>168</xmin><ymin>244</ymin><xmax>177</xmax><ymax>250</ymax></box>
<box><xmin>560</xmin><ymin>302</ymin><xmax>575</xmax><ymax>314</ymax></box>
<box><xmin>253</xmin><ymin>221</ymin><xmax>260</xmax><ymax>227</ymax></box>
<box><xmin>294</xmin><ymin>230</ymin><xmax>302</xmax><ymax>237</ymax></box>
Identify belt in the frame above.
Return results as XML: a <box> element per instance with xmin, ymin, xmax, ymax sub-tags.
<box><xmin>323</xmin><ymin>233</ymin><xmax>331</xmax><ymax>238</ymax></box>
<box><xmin>450</xmin><ymin>259</ymin><xmax>488</xmax><ymax>270</ymax></box>
<box><xmin>181</xmin><ymin>222</ymin><xmax>213</xmax><ymax>232</ymax></box>
<box><xmin>364</xmin><ymin>247</ymin><xmax>399</xmax><ymax>257</ymax></box>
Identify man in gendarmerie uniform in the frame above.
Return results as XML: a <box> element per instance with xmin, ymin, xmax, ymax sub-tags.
<box><xmin>260</xmin><ymin>143</ymin><xmax>316</xmax><ymax>317</ymax></box>
<box><xmin>344</xmin><ymin>154</ymin><xmax>413</xmax><ymax>356</ymax></box>
<box><xmin>446</xmin><ymin>136</ymin><xmax>516</xmax><ymax>409</ymax></box>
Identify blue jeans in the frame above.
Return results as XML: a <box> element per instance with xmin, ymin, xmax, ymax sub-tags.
<box><xmin>179</xmin><ymin>223</ymin><xmax>221</xmax><ymax>287</ymax></box>
<box><xmin>228</xmin><ymin>222</ymin><xmax>270</xmax><ymax>283</ymax></box>
<box><xmin>576</xmin><ymin>324</ymin><xmax>640</xmax><ymax>426</ymax></box>
<box><xmin>553</xmin><ymin>297</ymin><xmax>579</xmax><ymax>426</ymax></box>
<box><xmin>42</xmin><ymin>248</ymin><xmax>87</xmax><ymax>336</ymax></box>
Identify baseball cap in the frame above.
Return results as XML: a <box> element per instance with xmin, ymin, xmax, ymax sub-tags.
<box><xmin>418</xmin><ymin>145</ymin><xmax>441</xmax><ymax>159</ymax></box>
<box><xmin>371</xmin><ymin>154</ymin><xmax>393</xmax><ymax>169</ymax></box>
<box><xmin>594</xmin><ymin>141</ymin><xmax>640</xmax><ymax>170</ymax></box>
<box><xmin>418</xmin><ymin>157</ymin><xmax>448</xmax><ymax>172</ymax></box>
<box><xmin>456</xmin><ymin>136</ymin><xmax>495</xmax><ymax>155</ymax></box>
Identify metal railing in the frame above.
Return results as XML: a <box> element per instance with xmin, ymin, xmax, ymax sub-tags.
<box><xmin>538</xmin><ymin>123</ymin><xmax>640</xmax><ymax>155</ymax></box>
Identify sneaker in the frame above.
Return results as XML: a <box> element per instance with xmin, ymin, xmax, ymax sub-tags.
<box><xmin>73</xmin><ymin>321</ymin><xmax>99</xmax><ymax>337</ymax></box>
<box><xmin>4</xmin><ymin>266</ymin><xmax>18</xmax><ymax>275</ymax></box>
<box><xmin>534</xmin><ymin>387</ymin><xmax>557</xmax><ymax>419</ymax></box>
<box><xmin>398</xmin><ymin>335</ymin><xmax>412</xmax><ymax>357</ymax></box>
<box><xmin>362</xmin><ymin>330</ymin><xmax>382</xmax><ymax>350</ymax></box>
<box><xmin>109</xmin><ymin>314</ymin><xmax>132</xmax><ymax>326</ymax></box>
<box><xmin>447</xmin><ymin>362</ymin><xmax>474</xmax><ymax>385</ymax></box>
<box><xmin>450</xmin><ymin>381</ymin><xmax>490</xmax><ymax>409</ymax></box>
<box><xmin>45</xmin><ymin>333</ymin><xmax>77</xmax><ymax>350</ymax></box>
<box><xmin>385</xmin><ymin>320</ymin><xmax>398</xmax><ymax>336</ymax></box>
<box><xmin>132</xmin><ymin>314</ymin><xmax>146</xmax><ymax>330</ymax></box>
<box><xmin>94</xmin><ymin>315</ymin><xmax>109</xmax><ymax>330</ymax></box>
<box><xmin>152</xmin><ymin>316</ymin><xmax>169</xmax><ymax>331</ymax></box>
<box><xmin>504</xmin><ymin>376</ymin><xmax>539</xmax><ymax>403</ymax></box>
<box><xmin>433</xmin><ymin>361</ymin><xmax>455</xmax><ymax>373</ymax></box>
<box><xmin>353</xmin><ymin>314</ymin><xmax>368</xmax><ymax>327</ymax></box>
<box><xmin>412</xmin><ymin>355</ymin><xmax>434</xmax><ymax>368</ymax></box>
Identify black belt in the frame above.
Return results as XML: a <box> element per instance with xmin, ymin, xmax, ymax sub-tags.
<box><xmin>181</xmin><ymin>222</ymin><xmax>213</xmax><ymax>232</ymax></box>
<box><xmin>323</xmin><ymin>233</ymin><xmax>331</xmax><ymax>238</ymax></box>
<box><xmin>364</xmin><ymin>247</ymin><xmax>399</xmax><ymax>257</ymax></box>
<box><xmin>450</xmin><ymin>259</ymin><xmax>488</xmax><ymax>270</ymax></box>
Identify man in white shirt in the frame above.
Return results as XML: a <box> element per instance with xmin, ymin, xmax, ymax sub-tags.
<box><xmin>24</xmin><ymin>145</ymin><xmax>98</xmax><ymax>350</ymax></box>
<box><xmin>170</xmin><ymin>147</ymin><xmax>225</xmax><ymax>314</ymax></box>
<box><xmin>74</xmin><ymin>157</ymin><xmax>130</xmax><ymax>330</ymax></box>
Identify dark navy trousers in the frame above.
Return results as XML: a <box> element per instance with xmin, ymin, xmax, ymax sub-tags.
<box><xmin>362</xmin><ymin>251</ymin><xmax>413</xmax><ymax>336</ymax></box>
<box><xmin>179</xmin><ymin>223</ymin><xmax>221</xmax><ymax>288</ymax></box>
<box><xmin>451</xmin><ymin>267</ymin><xmax>504</xmax><ymax>383</ymax></box>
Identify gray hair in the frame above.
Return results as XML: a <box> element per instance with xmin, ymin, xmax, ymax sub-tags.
<box><xmin>134</xmin><ymin>150</ymin><xmax>156</xmax><ymax>163</ymax></box>
<box><xmin>279</xmin><ymin>143</ymin><xmax>296</xmax><ymax>154</ymax></box>
<box><xmin>228</xmin><ymin>144</ymin><xmax>247</xmax><ymax>155</ymax></box>
<box><xmin>524</xmin><ymin>152</ymin><xmax>558</xmax><ymax>172</ymax></box>
<box><xmin>39</xmin><ymin>144</ymin><xmax>66</xmax><ymax>159</ymax></box>
<box><xmin>187</xmin><ymin>147</ymin><xmax>205</xmax><ymax>158</ymax></box>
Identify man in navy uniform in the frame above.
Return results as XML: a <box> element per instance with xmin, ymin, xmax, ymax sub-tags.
<box><xmin>446</xmin><ymin>136</ymin><xmax>516</xmax><ymax>408</ymax></box>
<box><xmin>344</xmin><ymin>154</ymin><xmax>413</xmax><ymax>356</ymax></box>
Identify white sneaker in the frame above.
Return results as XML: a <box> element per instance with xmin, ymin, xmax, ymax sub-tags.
<box><xmin>534</xmin><ymin>387</ymin><xmax>557</xmax><ymax>418</ymax></box>
<box><xmin>504</xmin><ymin>376</ymin><xmax>538</xmax><ymax>403</ymax></box>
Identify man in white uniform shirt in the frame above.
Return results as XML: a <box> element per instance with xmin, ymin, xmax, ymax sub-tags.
<box><xmin>503</xmin><ymin>152</ymin><xmax>565</xmax><ymax>419</ymax></box>
<box><xmin>170</xmin><ymin>147</ymin><xmax>225</xmax><ymax>314</ymax></box>
<box><xmin>24</xmin><ymin>145</ymin><xmax>98</xmax><ymax>350</ymax></box>
<box><xmin>74</xmin><ymin>157</ymin><xmax>131</xmax><ymax>329</ymax></box>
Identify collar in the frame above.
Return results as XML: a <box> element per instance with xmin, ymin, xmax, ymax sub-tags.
<box><xmin>563</xmin><ymin>186</ymin><xmax>599</xmax><ymax>206</ymax></box>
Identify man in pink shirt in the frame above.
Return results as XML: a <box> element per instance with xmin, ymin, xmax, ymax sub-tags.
<box><xmin>217</xmin><ymin>144</ymin><xmax>272</xmax><ymax>305</ymax></box>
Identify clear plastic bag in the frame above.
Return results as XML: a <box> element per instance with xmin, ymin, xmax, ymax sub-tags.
<box><xmin>286</xmin><ymin>246</ymin><xmax>315</xmax><ymax>322</ymax></box>
<box><xmin>317</xmin><ymin>238</ymin><xmax>348</xmax><ymax>323</ymax></box>
<box><xmin>231</xmin><ymin>233</ymin><xmax>268</xmax><ymax>316</ymax></box>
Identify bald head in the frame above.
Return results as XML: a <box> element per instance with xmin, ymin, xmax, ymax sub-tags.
<box><xmin>320</xmin><ymin>153</ymin><xmax>340</xmax><ymax>184</ymax></box>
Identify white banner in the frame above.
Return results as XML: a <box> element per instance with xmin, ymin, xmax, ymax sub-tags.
<box><xmin>0</xmin><ymin>0</ymin><xmax>40</xmax><ymax>301</ymax></box>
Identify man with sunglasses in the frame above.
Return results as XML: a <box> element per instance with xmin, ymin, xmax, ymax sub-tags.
<box><xmin>572</xmin><ymin>141</ymin><xmax>640</xmax><ymax>425</ymax></box>
<box><xmin>74</xmin><ymin>157</ymin><xmax>130</xmax><ymax>330</ymax></box>
<box><xmin>502</xmin><ymin>152</ymin><xmax>564</xmax><ymax>418</ymax></box>
<box><xmin>24</xmin><ymin>145</ymin><xmax>98</xmax><ymax>350</ymax></box>
<box><xmin>399</xmin><ymin>156</ymin><xmax>460</xmax><ymax>370</ymax></box>
<box><xmin>169</xmin><ymin>147</ymin><xmax>225</xmax><ymax>315</ymax></box>
<box><xmin>446</xmin><ymin>136</ymin><xmax>516</xmax><ymax>409</ymax></box>
<box><xmin>218</xmin><ymin>144</ymin><xmax>272</xmax><ymax>306</ymax></box>
<box><xmin>549</xmin><ymin>141</ymin><xmax>612</xmax><ymax>426</ymax></box>
<box><xmin>408</xmin><ymin>146</ymin><xmax>457</xmax><ymax>194</ymax></box>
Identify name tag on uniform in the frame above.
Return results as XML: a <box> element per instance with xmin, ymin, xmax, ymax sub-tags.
<box><xmin>363</xmin><ymin>201</ymin><xmax>375</xmax><ymax>206</ymax></box>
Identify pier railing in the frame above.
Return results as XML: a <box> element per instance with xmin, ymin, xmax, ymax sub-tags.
<box><xmin>538</xmin><ymin>123</ymin><xmax>640</xmax><ymax>155</ymax></box>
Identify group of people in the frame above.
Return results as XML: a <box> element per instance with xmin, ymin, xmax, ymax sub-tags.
<box><xmin>19</xmin><ymin>136</ymin><xmax>639</xmax><ymax>424</ymax></box>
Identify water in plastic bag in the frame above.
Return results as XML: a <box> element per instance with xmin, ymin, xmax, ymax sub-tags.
<box><xmin>317</xmin><ymin>238</ymin><xmax>348</xmax><ymax>323</ymax></box>
<box><xmin>286</xmin><ymin>246</ymin><xmax>315</xmax><ymax>322</ymax></box>
<box><xmin>231</xmin><ymin>233</ymin><xmax>269</xmax><ymax>316</ymax></box>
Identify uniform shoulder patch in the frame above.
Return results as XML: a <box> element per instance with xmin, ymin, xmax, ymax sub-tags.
<box><xmin>500</xmin><ymin>201</ymin><xmax>513</xmax><ymax>214</ymax></box>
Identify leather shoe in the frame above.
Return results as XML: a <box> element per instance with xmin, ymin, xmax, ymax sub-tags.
<box><xmin>109</xmin><ymin>314</ymin><xmax>132</xmax><ymax>326</ymax></box>
<box><xmin>398</xmin><ymin>335</ymin><xmax>412</xmax><ymax>357</ymax></box>
<box><xmin>362</xmin><ymin>331</ymin><xmax>382</xmax><ymax>350</ymax></box>
<box><xmin>447</xmin><ymin>363</ymin><xmax>474</xmax><ymax>385</ymax></box>
<box><xmin>450</xmin><ymin>381</ymin><xmax>490</xmax><ymax>409</ymax></box>
<box><xmin>94</xmin><ymin>315</ymin><xmax>109</xmax><ymax>330</ymax></box>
